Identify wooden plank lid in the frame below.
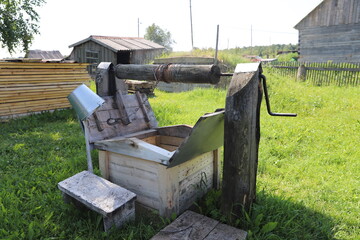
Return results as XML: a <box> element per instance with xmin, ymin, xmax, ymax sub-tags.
<box><xmin>84</xmin><ymin>92</ymin><xmax>158</xmax><ymax>144</ymax></box>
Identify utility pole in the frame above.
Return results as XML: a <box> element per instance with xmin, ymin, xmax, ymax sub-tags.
<box><xmin>251</xmin><ymin>25</ymin><xmax>253</xmax><ymax>47</ymax></box>
<box><xmin>214</xmin><ymin>25</ymin><xmax>219</xmax><ymax>65</ymax></box>
<box><xmin>190</xmin><ymin>0</ymin><xmax>194</xmax><ymax>49</ymax></box>
<box><xmin>138</xmin><ymin>18</ymin><xmax>140</xmax><ymax>38</ymax></box>
<box><xmin>251</xmin><ymin>25</ymin><xmax>253</xmax><ymax>54</ymax></box>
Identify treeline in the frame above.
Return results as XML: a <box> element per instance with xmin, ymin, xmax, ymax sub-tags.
<box><xmin>166</xmin><ymin>43</ymin><xmax>299</xmax><ymax>69</ymax></box>
<box><xmin>224</xmin><ymin>43</ymin><xmax>298</xmax><ymax>58</ymax></box>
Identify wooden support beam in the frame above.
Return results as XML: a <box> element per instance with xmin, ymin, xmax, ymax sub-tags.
<box><xmin>135</xmin><ymin>91</ymin><xmax>150</xmax><ymax>123</ymax></box>
<box><xmin>221</xmin><ymin>63</ymin><xmax>263</xmax><ymax>218</ymax></box>
<box><xmin>114</xmin><ymin>92</ymin><xmax>131</xmax><ymax>125</ymax></box>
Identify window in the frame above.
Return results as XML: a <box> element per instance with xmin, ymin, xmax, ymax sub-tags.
<box><xmin>85</xmin><ymin>50</ymin><xmax>99</xmax><ymax>75</ymax></box>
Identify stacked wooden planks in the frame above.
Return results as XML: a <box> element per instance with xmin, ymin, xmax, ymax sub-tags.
<box><xmin>125</xmin><ymin>80</ymin><xmax>155</xmax><ymax>95</ymax></box>
<box><xmin>0</xmin><ymin>62</ymin><xmax>91</xmax><ymax>119</ymax></box>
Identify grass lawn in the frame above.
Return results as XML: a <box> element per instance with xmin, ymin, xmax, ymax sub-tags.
<box><xmin>0</xmin><ymin>71</ymin><xmax>359</xmax><ymax>239</ymax></box>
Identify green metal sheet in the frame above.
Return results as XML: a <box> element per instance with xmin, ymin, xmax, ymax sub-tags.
<box><xmin>168</xmin><ymin>110</ymin><xmax>224</xmax><ymax>168</ymax></box>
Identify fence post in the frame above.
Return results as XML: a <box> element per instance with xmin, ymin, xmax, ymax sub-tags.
<box><xmin>221</xmin><ymin>63</ymin><xmax>263</xmax><ymax>219</ymax></box>
<box><xmin>297</xmin><ymin>64</ymin><xmax>307</xmax><ymax>81</ymax></box>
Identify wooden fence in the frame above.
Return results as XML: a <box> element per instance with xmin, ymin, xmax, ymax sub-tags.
<box><xmin>263</xmin><ymin>61</ymin><xmax>360</xmax><ymax>86</ymax></box>
<box><xmin>0</xmin><ymin>62</ymin><xmax>91</xmax><ymax>120</ymax></box>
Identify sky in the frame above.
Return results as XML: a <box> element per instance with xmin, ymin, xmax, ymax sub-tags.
<box><xmin>0</xmin><ymin>0</ymin><xmax>323</xmax><ymax>58</ymax></box>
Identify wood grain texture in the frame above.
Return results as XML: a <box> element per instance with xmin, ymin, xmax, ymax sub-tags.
<box><xmin>58</xmin><ymin>171</ymin><xmax>136</xmax><ymax>216</ymax></box>
<box><xmin>98</xmin><ymin>150</ymin><xmax>110</xmax><ymax>179</ymax></box>
<box><xmin>115</xmin><ymin>64</ymin><xmax>221</xmax><ymax>84</ymax></box>
<box><xmin>58</xmin><ymin>170</ymin><xmax>136</xmax><ymax>232</ymax></box>
<box><xmin>295</xmin><ymin>0</ymin><xmax>360</xmax><ymax>62</ymax></box>
<box><xmin>85</xmin><ymin>94</ymin><xmax>158</xmax><ymax>144</ymax></box>
<box><xmin>98</xmin><ymin>148</ymin><xmax>220</xmax><ymax>218</ymax></box>
<box><xmin>151</xmin><ymin>210</ymin><xmax>247</xmax><ymax>240</ymax></box>
<box><xmin>0</xmin><ymin>62</ymin><xmax>91</xmax><ymax>119</ymax></box>
<box><xmin>95</xmin><ymin>137</ymin><xmax>173</xmax><ymax>164</ymax></box>
<box><xmin>106</xmin><ymin>152</ymin><xmax>161</xmax><ymax>210</ymax></box>
<box><xmin>295</xmin><ymin>0</ymin><xmax>360</xmax><ymax>29</ymax></box>
<box><xmin>221</xmin><ymin>67</ymin><xmax>262</xmax><ymax>216</ymax></box>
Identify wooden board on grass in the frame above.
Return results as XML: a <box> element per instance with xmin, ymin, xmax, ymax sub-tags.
<box><xmin>150</xmin><ymin>210</ymin><xmax>247</xmax><ymax>240</ymax></box>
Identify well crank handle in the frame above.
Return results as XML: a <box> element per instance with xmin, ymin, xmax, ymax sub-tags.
<box><xmin>260</xmin><ymin>74</ymin><xmax>297</xmax><ymax>117</ymax></box>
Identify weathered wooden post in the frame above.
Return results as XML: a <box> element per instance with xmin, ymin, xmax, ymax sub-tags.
<box><xmin>221</xmin><ymin>63</ymin><xmax>263</xmax><ymax>219</ymax></box>
<box><xmin>297</xmin><ymin>64</ymin><xmax>307</xmax><ymax>81</ymax></box>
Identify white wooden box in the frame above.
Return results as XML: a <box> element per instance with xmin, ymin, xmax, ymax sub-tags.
<box><xmin>85</xmin><ymin>92</ymin><xmax>224</xmax><ymax>217</ymax></box>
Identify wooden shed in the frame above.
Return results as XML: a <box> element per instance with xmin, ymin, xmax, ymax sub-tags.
<box><xmin>294</xmin><ymin>0</ymin><xmax>360</xmax><ymax>62</ymax></box>
<box><xmin>68</xmin><ymin>35</ymin><xmax>165</xmax><ymax>75</ymax></box>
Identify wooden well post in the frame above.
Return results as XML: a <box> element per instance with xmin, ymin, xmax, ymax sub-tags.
<box><xmin>221</xmin><ymin>63</ymin><xmax>263</xmax><ymax>218</ymax></box>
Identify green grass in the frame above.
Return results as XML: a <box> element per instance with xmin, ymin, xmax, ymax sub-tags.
<box><xmin>149</xmin><ymin>87</ymin><xmax>225</xmax><ymax>126</ymax></box>
<box><xmin>0</xmin><ymin>73</ymin><xmax>359</xmax><ymax>239</ymax></box>
<box><xmin>255</xmin><ymin>72</ymin><xmax>359</xmax><ymax>239</ymax></box>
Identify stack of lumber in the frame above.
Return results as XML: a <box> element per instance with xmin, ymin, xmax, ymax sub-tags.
<box><xmin>125</xmin><ymin>80</ymin><xmax>155</xmax><ymax>95</ymax></box>
<box><xmin>0</xmin><ymin>62</ymin><xmax>91</xmax><ymax>119</ymax></box>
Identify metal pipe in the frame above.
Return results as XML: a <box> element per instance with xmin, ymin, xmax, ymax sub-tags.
<box><xmin>214</xmin><ymin>25</ymin><xmax>219</xmax><ymax>65</ymax></box>
<box><xmin>83</xmin><ymin>121</ymin><xmax>94</xmax><ymax>172</ymax></box>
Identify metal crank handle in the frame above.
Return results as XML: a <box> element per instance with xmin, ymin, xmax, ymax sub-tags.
<box><xmin>260</xmin><ymin>74</ymin><xmax>297</xmax><ymax>117</ymax></box>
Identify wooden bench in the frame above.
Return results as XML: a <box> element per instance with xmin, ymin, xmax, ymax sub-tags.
<box><xmin>58</xmin><ymin>171</ymin><xmax>136</xmax><ymax>232</ymax></box>
<box><xmin>151</xmin><ymin>210</ymin><xmax>247</xmax><ymax>240</ymax></box>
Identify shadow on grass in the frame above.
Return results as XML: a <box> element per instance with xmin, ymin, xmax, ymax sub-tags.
<box><xmin>0</xmin><ymin>109</ymin><xmax>166</xmax><ymax>239</ymax></box>
<box><xmin>196</xmin><ymin>189</ymin><xmax>336</xmax><ymax>240</ymax></box>
<box><xmin>0</xmin><ymin>110</ymin><xmax>336</xmax><ymax>239</ymax></box>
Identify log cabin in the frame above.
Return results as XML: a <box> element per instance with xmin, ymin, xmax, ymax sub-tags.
<box><xmin>295</xmin><ymin>0</ymin><xmax>360</xmax><ymax>62</ymax></box>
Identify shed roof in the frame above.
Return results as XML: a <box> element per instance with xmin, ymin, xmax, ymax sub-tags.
<box><xmin>69</xmin><ymin>35</ymin><xmax>165</xmax><ymax>52</ymax></box>
<box><xmin>26</xmin><ymin>50</ymin><xmax>64</xmax><ymax>60</ymax></box>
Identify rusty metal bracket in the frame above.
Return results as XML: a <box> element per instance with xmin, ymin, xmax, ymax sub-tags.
<box><xmin>260</xmin><ymin>74</ymin><xmax>297</xmax><ymax>117</ymax></box>
<box><xmin>154</xmin><ymin>63</ymin><xmax>172</xmax><ymax>83</ymax></box>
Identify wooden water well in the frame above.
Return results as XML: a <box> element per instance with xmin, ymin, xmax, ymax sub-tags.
<box><xmin>85</xmin><ymin>63</ymin><xmax>224</xmax><ymax>217</ymax></box>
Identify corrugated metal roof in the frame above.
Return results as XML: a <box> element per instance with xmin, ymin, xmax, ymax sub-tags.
<box><xmin>26</xmin><ymin>50</ymin><xmax>64</xmax><ymax>60</ymax></box>
<box><xmin>69</xmin><ymin>35</ymin><xmax>165</xmax><ymax>52</ymax></box>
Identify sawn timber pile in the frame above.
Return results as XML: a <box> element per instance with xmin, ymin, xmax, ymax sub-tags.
<box><xmin>0</xmin><ymin>62</ymin><xmax>91</xmax><ymax>119</ymax></box>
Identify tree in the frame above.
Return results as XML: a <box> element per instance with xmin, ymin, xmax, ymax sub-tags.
<box><xmin>0</xmin><ymin>0</ymin><xmax>45</xmax><ymax>53</ymax></box>
<box><xmin>144</xmin><ymin>23</ymin><xmax>175</xmax><ymax>52</ymax></box>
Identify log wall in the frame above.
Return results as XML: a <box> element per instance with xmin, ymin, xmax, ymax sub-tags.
<box><xmin>295</xmin><ymin>0</ymin><xmax>360</xmax><ymax>29</ymax></box>
<box><xmin>298</xmin><ymin>23</ymin><xmax>360</xmax><ymax>63</ymax></box>
<box><xmin>295</xmin><ymin>0</ymin><xmax>360</xmax><ymax>63</ymax></box>
<box><xmin>0</xmin><ymin>62</ymin><xmax>91</xmax><ymax>120</ymax></box>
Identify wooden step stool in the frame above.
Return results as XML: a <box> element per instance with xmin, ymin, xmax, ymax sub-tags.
<box><xmin>151</xmin><ymin>210</ymin><xmax>247</xmax><ymax>240</ymax></box>
<box><xmin>58</xmin><ymin>171</ymin><xmax>136</xmax><ymax>232</ymax></box>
